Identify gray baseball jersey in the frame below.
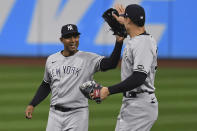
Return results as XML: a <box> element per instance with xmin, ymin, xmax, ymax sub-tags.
<box><xmin>43</xmin><ymin>51</ymin><xmax>104</xmax><ymax>108</ymax></box>
<box><xmin>122</xmin><ymin>34</ymin><xmax>157</xmax><ymax>95</ymax></box>
<box><xmin>115</xmin><ymin>34</ymin><xmax>158</xmax><ymax>131</ymax></box>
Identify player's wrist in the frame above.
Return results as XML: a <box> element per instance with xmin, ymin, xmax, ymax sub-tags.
<box><xmin>107</xmin><ymin>85</ymin><xmax>117</xmax><ymax>95</ymax></box>
<box><xmin>116</xmin><ymin>38</ymin><xmax>124</xmax><ymax>43</ymax></box>
<box><xmin>116</xmin><ymin>37</ymin><xmax>124</xmax><ymax>43</ymax></box>
<box><xmin>28</xmin><ymin>104</ymin><xmax>35</xmax><ymax>108</ymax></box>
<box><xmin>100</xmin><ymin>87</ymin><xmax>110</xmax><ymax>100</ymax></box>
<box><xmin>103</xmin><ymin>87</ymin><xmax>110</xmax><ymax>96</ymax></box>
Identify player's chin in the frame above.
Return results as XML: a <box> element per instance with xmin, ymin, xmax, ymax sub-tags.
<box><xmin>68</xmin><ymin>47</ymin><xmax>77</xmax><ymax>54</ymax></box>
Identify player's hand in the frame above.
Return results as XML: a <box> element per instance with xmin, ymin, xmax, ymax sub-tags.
<box><xmin>25</xmin><ymin>105</ymin><xmax>34</xmax><ymax>119</ymax></box>
<box><xmin>100</xmin><ymin>87</ymin><xmax>110</xmax><ymax>100</ymax></box>
<box><xmin>90</xmin><ymin>87</ymin><xmax>109</xmax><ymax>100</ymax></box>
<box><xmin>116</xmin><ymin>35</ymin><xmax>125</xmax><ymax>42</ymax></box>
<box><xmin>112</xmin><ymin>4</ymin><xmax>125</xmax><ymax>24</ymax></box>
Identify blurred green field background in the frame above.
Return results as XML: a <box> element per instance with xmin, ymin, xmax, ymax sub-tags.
<box><xmin>0</xmin><ymin>65</ymin><xmax>197</xmax><ymax>131</ymax></box>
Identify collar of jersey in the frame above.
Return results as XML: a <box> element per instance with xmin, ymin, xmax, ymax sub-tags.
<box><xmin>138</xmin><ymin>31</ymin><xmax>149</xmax><ymax>36</ymax></box>
<box><xmin>59</xmin><ymin>50</ymin><xmax>80</xmax><ymax>58</ymax></box>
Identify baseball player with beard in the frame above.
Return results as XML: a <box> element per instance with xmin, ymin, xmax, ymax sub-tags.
<box><xmin>98</xmin><ymin>4</ymin><xmax>159</xmax><ymax>131</ymax></box>
<box><xmin>25</xmin><ymin>24</ymin><xmax>124</xmax><ymax>131</ymax></box>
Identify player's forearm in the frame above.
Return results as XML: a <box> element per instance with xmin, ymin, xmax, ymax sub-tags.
<box><xmin>108</xmin><ymin>71</ymin><xmax>147</xmax><ymax>94</ymax></box>
<box><xmin>100</xmin><ymin>41</ymin><xmax>123</xmax><ymax>71</ymax></box>
<box><xmin>29</xmin><ymin>80</ymin><xmax>51</xmax><ymax>107</ymax></box>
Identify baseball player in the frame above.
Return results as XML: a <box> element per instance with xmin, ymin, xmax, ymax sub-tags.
<box><xmin>99</xmin><ymin>4</ymin><xmax>158</xmax><ymax>131</ymax></box>
<box><xmin>25</xmin><ymin>24</ymin><xmax>124</xmax><ymax>131</ymax></box>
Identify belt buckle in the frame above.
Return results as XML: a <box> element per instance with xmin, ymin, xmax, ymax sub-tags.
<box><xmin>125</xmin><ymin>91</ymin><xmax>137</xmax><ymax>98</ymax></box>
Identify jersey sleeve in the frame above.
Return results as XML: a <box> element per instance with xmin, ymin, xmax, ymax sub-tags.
<box><xmin>43</xmin><ymin>57</ymin><xmax>51</xmax><ymax>83</ymax></box>
<box><xmin>87</xmin><ymin>53</ymin><xmax>104</xmax><ymax>74</ymax></box>
<box><xmin>133</xmin><ymin>39</ymin><xmax>153</xmax><ymax>74</ymax></box>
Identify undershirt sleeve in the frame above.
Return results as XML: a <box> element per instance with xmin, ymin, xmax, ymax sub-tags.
<box><xmin>29</xmin><ymin>80</ymin><xmax>51</xmax><ymax>107</ymax></box>
<box><xmin>108</xmin><ymin>71</ymin><xmax>147</xmax><ymax>95</ymax></box>
<box><xmin>100</xmin><ymin>41</ymin><xmax>123</xmax><ymax>71</ymax></box>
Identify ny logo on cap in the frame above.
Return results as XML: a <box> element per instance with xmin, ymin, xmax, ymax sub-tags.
<box><xmin>67</xmin><ymin>25</ymin><xmax>73</xmax><ymax>30</ymax></box>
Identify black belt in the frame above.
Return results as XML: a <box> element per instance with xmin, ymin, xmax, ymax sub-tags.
<box><xmin>123</xmin><ymin>91</ymin><xmax>154</xmax><ymax>98</ymax></box>
<box><xmin>51</xmin><ymin>105</ymin><xmax>86</xmax><ymax>112</ymax></box>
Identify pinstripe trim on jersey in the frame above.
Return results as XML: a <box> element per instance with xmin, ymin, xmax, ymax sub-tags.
<box><xmin>133</xmin><ymin>69</ymin><xmax>148</xmax><ymax>74</ymax></box>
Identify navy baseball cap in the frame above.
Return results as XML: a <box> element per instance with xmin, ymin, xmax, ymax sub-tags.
<box><xmin>124</xmin><ymin>4</ymin><xmax>145</xmax><ymax>27</ymax></box>
<box><xmin>61</xmin><ymin>24</ymin><xmax>80</xmax><ymax>38</ymax></box>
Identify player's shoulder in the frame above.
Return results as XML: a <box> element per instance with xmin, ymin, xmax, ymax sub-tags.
<box><xmin>136</xmin><ymin>33</ymin><xmax>152</xmax><ymax>41</ymax></box>
<box><xmin>46</xmin><ymin>51</ymin><xmax>61</xmax><ymax>63</ymax></box>
<box><xmin>78</xmin><ymin>50</ymin><xmax>101</xmax><ymax>58</ymax></box>
<box><xmin>132</xmin><ymin>33</ymin><xmax>156</xmax><ymax>47</ymax></box>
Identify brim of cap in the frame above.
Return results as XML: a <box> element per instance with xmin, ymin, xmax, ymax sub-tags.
<box><xmin>62</xmin><ymin>32</ymin><xmax>81</xmax><ymax>37</ymax></box>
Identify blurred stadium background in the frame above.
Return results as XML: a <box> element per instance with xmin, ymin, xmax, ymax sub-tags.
<box><xmin>0</xmin><ymin>0</ymin><xmax>197</xmax><ymax>131</ymax></box>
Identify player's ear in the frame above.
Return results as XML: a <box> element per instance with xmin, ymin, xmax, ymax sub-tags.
<box><xmin>60</xmin><ymin>37</ymin><xmax>63</xmax><ymax>42</ymax></box>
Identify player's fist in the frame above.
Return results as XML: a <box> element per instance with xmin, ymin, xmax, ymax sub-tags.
<box><xmin>100</xmin><ymin>87</ymin><xmax>110</xmax><ymax>100</ymax></box>
<box><xmin>25</xmin><ymin>105</ymin><xmax>34</xmax><ymax>119</ymax></box>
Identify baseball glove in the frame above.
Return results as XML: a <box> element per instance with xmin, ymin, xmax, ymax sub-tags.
<box><xmin>79</xmin><ymin>81</ymin><xmax>102</xmax><ymax>104</ymax></box>
<box><xmin>102</xmin><ymin>8</ymin><xmax>127</xmax><ymax>38</ymax></box>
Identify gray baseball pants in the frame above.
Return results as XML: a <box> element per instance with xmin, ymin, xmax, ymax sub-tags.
<box><xmin>46</xmin><ymin>107</ymin><xmax>89</xmax><ymax>131</ymax></box>
<box><xmin>115</xmin><ymin>93</ymin><xmax>158</xmax><ymax>131</ymax></box>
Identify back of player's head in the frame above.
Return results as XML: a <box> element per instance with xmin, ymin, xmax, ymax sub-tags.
<box><xmin>61</xmin><ymin>24</ymin><xmax>81</xmax><ymax>38</ymax></box>
<box><xmin>125</xmin><ymin>4</ymin><xmax>145</xmax><ymax>27</ymax></box>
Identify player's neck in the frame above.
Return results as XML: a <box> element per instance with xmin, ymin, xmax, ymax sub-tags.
<box><xmin>129</xmin><ymin>26</ymin><xmax>145</xmax><ymax>38</ymax></box>
<box><xmin>61</xmin><ymin>50</ymin><xmax>78</xmax><ymax>57</ymax></box>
